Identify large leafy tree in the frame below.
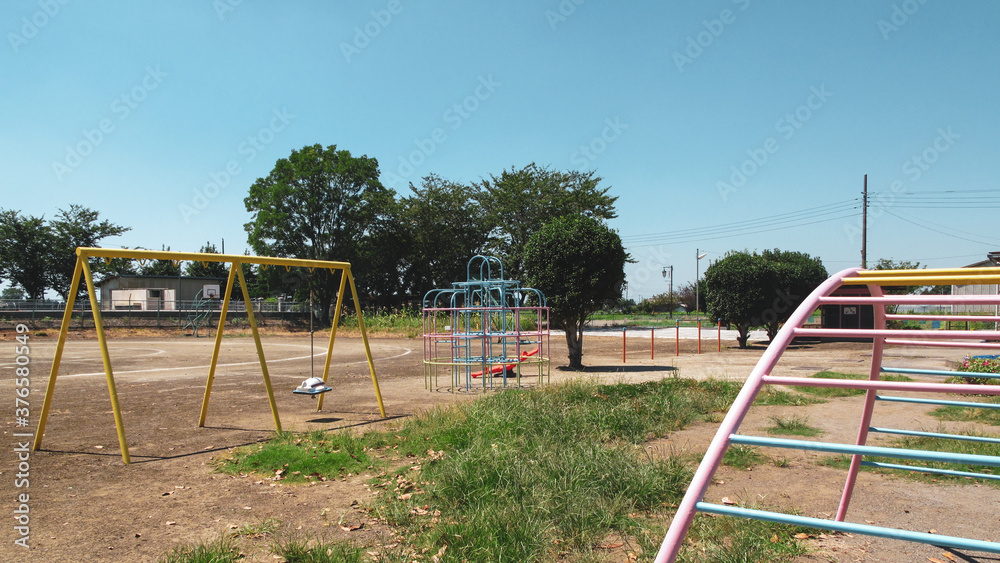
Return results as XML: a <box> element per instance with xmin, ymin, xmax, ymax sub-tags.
<box><xmin>524</xmin><ymin>215</ymin><xmax>628</xmax><ymax>369</ymax></box>
<box><xmin>477</xmin><ymin>164</ymin><xmax>617</xmax><ymax>281</ymax></box>
<box><xmin>759</xmin><ymin>249</ymin><xmax>828</xmax><ymax>340</ymax></box>
<box><xmin>0</xmin><ymin>210</ymin><xmax>54</xmax><ymax>299</ymax></box>
<box><xmin>184</xmin><ymin>242</ymin><xmax>228</xmax><ymax>279</ymax></box>
<box><xmin>244</xmin><ymin>144</ymin><xmax>395</xmax><ymax>325</ymax></box>
<box><xmin>703</xmin><ymin>251</ymin><xmax>777</xmax><ymax>349</ymax></box>
<box><xmin>49</xmin><ymin>204</ymin><xmax>130</xmax><ymax>298</ymax></box>
<box><xmin>400</xmin><ymin>174</ymin><xmax>488</xmax><ymax>299</ymax></box>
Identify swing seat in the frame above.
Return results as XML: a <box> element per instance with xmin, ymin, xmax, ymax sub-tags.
<box><xmin>293</xmin><ymin>377</ymin><xmax>332</xmax><ymax>395</ymax></box>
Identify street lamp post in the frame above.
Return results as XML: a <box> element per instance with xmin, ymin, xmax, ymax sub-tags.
<box><xmin>662</xmin><ymin>266</ymin><xmax>673</xmax><ymax>318</ymax></box>
<box><xmin>696</xmin><ymin>249</ymin><xmax>707</xmax><ymax>316</ymax></box>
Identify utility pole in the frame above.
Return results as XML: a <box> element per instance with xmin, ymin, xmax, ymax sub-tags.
<box><xmin>861</xmin><ymin>174</ymin><xmax>867</xmax><ymax>269</ymax></box>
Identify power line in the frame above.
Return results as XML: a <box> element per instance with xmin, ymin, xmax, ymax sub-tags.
<box><xmin>622</xmin><ymin>198</ymin><xmax>860</xmax><ymax>246</ymax></box>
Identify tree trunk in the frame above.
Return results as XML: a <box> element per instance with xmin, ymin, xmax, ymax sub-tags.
<box><xmin>736</xmin><ymin>323</ymin><xmax>751</xmax><ymax>349</ymax></box>
<box><xmin>564</xmin><ymin>320</ymin><xmax>584</xmax><ymax>369</ymax></box>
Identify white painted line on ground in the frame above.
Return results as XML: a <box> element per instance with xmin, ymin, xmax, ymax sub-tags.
<box><xmin>56</xmin><ymin>346</ymin><xmax>413</xmax><ymax>378</ymax></box>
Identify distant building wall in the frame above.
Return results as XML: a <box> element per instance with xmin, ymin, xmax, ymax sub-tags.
<box><xmin>951</xmin><ymin>257</ymin><xmax>999</xmax><ymax>314</ymax></box>
<box><xmin>98</xmin><ymin>275</ymin><xmax>226</xmax><ymax>309</ymax></box>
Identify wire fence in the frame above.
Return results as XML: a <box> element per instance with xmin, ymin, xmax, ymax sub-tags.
<box><xmin>0</xmin><ymin>298</ymin><xmax>311</xmax><ymax>331</ymax></box>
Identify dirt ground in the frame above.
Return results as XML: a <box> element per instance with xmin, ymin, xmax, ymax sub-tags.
<box><xmin>1</xmin><ymin>327</ymin><xmax>999</xmax><ymax>562</ymax></box>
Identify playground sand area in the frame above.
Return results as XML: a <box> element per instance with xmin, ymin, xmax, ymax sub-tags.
<box><xmin>2</xmin><ymin>329</ymin><xmax>999</xmax><ymax>562</ymax></box>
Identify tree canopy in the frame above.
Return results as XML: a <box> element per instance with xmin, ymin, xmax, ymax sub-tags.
<box><xmin>184</xmin><ymin>242</ymin><xmax>228</xmax><ymax>279</ymax></box>
<box><xmin>704</xmin><ymin>249</ymin><xmax>827</xmax><ymax>347</ymax></box>
<box><xmin>524</xmin><ymin>214</ymin><xmax>628</xmax><ymax>369</ymax></box>
<box><xmin>244</xmin><ymin>144</ymin><xmax>395</xmax><ymax>324</ymax></box>
<box><xmin>477</xmin><ymin>164</ymin><xmax>617</xmax><ymax>282</ymax></box>
<box><xmin>49</xmin><ymin>204</ymin><xmax>130</xmax><ymax>298</ymax></box>
<box><xmin>0</xmin><ymin>210</ymin><xmax>52</xmax><ymax>299</ymax></box>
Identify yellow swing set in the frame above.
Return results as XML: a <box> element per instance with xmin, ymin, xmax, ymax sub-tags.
<box><xmin>32</xmin><ymin>247</ymin><xmax>386</xmax><ymax>464</ymax></box>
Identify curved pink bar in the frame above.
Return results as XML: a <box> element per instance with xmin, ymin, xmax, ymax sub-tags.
<box><xmin>653</xmin><ymin>267</ymin><xmax>861</xmax><ymax>563</ymax></box>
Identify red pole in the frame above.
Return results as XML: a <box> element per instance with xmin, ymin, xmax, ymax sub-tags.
<box><xmin>622</xmin><ymin>327</ymin><xmax>626</xmax><ymax>363</ymax></box>
<box><xmin>675</xmin><ymin>320</ymin><xmax>679</xmax><ymax>357</ymax></box>
<box><xmin>718</xmin><ymin>318</ymin><xmax>722</xmax><ymax>352</ymax></box>
<box><xmin>651</xmin><ymin>328</ymin><xmax>655</xmax><ymax>359</ymax></box>
<box><xmin>697</xmin><ymin>319</ymin><xmax>702</xmax><ymax>354</ymax></box>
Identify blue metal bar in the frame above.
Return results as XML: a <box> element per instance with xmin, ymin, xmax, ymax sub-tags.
<box><xmin>868</xmin><ymin>426</ymin><xmax>1000</xmax><ymax>445</ymax></box>
<box><xmin>695</xmin><ymin>502</ymin><xmax>1000</xmax><ymax>553</ymax></box>
<box><xmin>876</xmin><ymin>395</ymin><xmax>1000</xmax><ymax>410</ymax></box>
<box><xmin>729</xmin><ymin>434</ymin><xmax>1000</xmax><ymax>467</ymax></box>
<box><xmin>881</xmin><ymin>366</ymin><xmax>1000</xmax><ymax>379</ymax></box>
<box><xmin>861</xmin><ymin>461</ymin><xmax>1000</xmax><ymax>481</ymax></box>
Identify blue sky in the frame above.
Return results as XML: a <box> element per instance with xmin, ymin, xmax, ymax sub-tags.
<box><xmin>3</xmin><ymin>0</ymin><xmax>999</xmax><ymax>300</ymax></box>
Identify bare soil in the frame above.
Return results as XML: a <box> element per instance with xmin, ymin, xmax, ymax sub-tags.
<box><xmin>1</xmin><ymin>327</ymin><xmax>998</xmax><ymax>562</ymax></box>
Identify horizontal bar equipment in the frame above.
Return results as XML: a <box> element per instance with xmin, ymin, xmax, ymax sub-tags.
<box><xmin>880</xmin><ymin>366</ymin><xmax>1000</xmax><ymax>379</ymax></box>
<box><xmin>695</xmin><ymin>502</ymin><xmax>1000</xmax><ymax>553</ymax></box>
<box><xmin>818</xmin><ymin>295</ymin><xmax>1000</xmax><ymax>305</ymax></box>
<box><xmin>728</xmin><ymin>434</ymin><xmax>1000</xmax><ymax>467</ymax></box>
<box><xmin>761</xmin><ymin>375</ymin><xmax>1000</xmax><ymax>395</ymax></box>
<box><xmin>884</xmin><ymin>339</ymin><xmax>1000</xmax><ymax>349</ymax></box>
<box><xmin>868</xmin><ymin>426</ymin><xmax>1000</xmax><ymax>445</ymax></box>
<box><xmin>794</xmin><ymin>328</ymin><xmax>999</xmax><ymax>340</ymax></box>
<box><xmin>841</xmin><ymin>274</ymin><xmax>1000</xmax><ymax>285</ymax></box>
<box><xmin>876</xmin><ymin>395</ymin><xmax>1000</xmax><ymax>410</ymax></box>
<box><xmin>861</xmin><ymin>461</ymin><xmax>1000</xmax><ymax>481</ymax></box>
<box><xmin>885</xmin><ymin>314</ymin><xmax>1000</xmax><ymax>322</ymax></box>
<box><xmin>76</xmin><ymin>246</ymin><xmax>351</xmax><ymax>270</ymax></box>
<box><xmin>850</xmin><ymin>266</ymin><xmax>1000</xmax><ymax>278</ymax></box>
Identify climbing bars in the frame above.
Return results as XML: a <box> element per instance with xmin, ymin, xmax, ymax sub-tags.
<box><xmin>656</xmin><ymin>265</ymin><xmax>1000</xmax><ymax>562</ymax></box>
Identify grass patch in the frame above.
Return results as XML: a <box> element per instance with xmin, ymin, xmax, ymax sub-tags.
<box><xmin>755</xmin><ymin>385</ymin><xmax>824</xmax><ymax>406</ymax></box>
<box><xmin>275</xmin><ymin>539</ymin><xmax>366</xmax><ymax>563</ymax></box>
<box><xmin>217</xmin><ymin>430</ymin><xmax>374</xmax><ymax>482</ymax></box>
<box><xmin>767</xmin><ymin>415</ymin><xmax>822</xmax><ymax>437</ymax></box>
<box><xmin>792</xmin><ymin>371</ymin><xmax>912</xmax><ymax>398</ymax></box>
<box><xmin>230</xmin><ymin>517</ymin><xmax>282</xmax><ymax>539</ymax></box>
<box><xmin>722</xmin><ymin>445</ymin><xmax>767</xmax><ymax>469</ymax></box>
<box><xmin>678</xmin><ymin>510</ymin><xmax>809</xmax><ymax>562</ymax></box>
<box><xmin>931</xmin><ymin>396</ymin><xmax>1000</xmax><ymax>426</ymax></box>
<box><xmin>159</xmin><ymin>538</ymin><xmax>241</xmax><ymax>563</ymax></box>
<box><xmin>214</xmin><ymin>377</ymin><xmax>810</xmax><ymax>561</ymax></box>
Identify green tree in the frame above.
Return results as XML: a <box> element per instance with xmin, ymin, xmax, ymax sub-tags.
<box><xmin>400</xmin><ymin>174</ymin><xmax>488</xmax><ymax>298</ymax></box>
<box><xmin>524</xmin><ymin>215</ymin><xmax>628</xmax><ymax>369</ymax></box>
<box><xmin>244</xmin><ymin>143</ymin><xmax>395</xmax><ymax>325</ymax></box>
<box><xmin>1</xmin><ymin>287</ymin><xmax>25</xmax><ymax>300</ymax></box>
<box><xmin>139</xmin><ymin>245</ymin><xmax>181</xmax><ymax>277</ymax></box>
<box><xmin>49</xmin><ymin>204</ymin><xmax>130</xmax><ymax>299</ymax></box>
<box><xmin>872</xmin><ymin>258</ymin><xmax>927</xmax><ymax>294</ymax></box>
<box><xmin>0</xmin><ymin>210</ymin><xmax>53</xmax><ymax>299</ymax></box>
<box><xmin>703</xmin><ymin>251</ymin><xmax>777</xmax><ymax>349</ymax></box>
<box><xmin>477</xmin><ymin>164</ymin><xmax>617</xmax><ymax>281</ymax></box>
<box><xmin>184</xmin><ymin>242</ymin><xmax>228</xmax><ymax>279</ymax></box>
<box><xmin>759</xmin><ymin>249</ymin><xmax>828</xmax><ymax>340</ymax></box>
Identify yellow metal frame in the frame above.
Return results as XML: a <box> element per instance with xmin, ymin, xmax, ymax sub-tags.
<box><xmin>33</xmin><ymin>247</ymin><xmax>386</xmax><ymax>464</ymax></box>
